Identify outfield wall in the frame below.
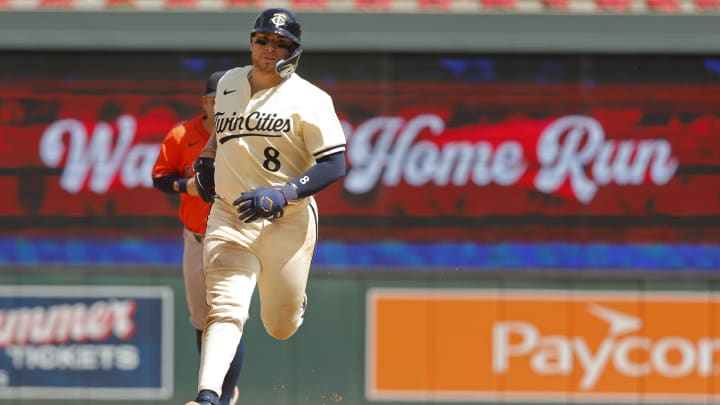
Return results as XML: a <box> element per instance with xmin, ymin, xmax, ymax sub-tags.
<box><xmin>3</xmin><ymin>270</ymin><xmax>720</xmax><ymax>405</ymax></box>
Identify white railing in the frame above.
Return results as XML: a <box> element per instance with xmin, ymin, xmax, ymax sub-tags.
<box><xmin>0</xmin><ymin>0</ymin><xmax>718</xmax><ymax>13</ymax></box>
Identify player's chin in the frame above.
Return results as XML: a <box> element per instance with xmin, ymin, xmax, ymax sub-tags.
<box><xmin>255</xmin><ymin>61</ymin><xmax>276</xmax><ymax>74</ymax></box>
<box><xmin>265</xmin><ymin>56</ymin><xmax>281</xmax><ymax>66</ymax></box>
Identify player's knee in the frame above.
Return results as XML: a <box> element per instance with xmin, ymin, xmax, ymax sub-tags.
<box><xmin>265</xmin><ymin>325</ymin><xmax>297</xmax><ymax>341</ymax></box>
<box><xmin>262</xmin><ymin>317</ymin><xmax>301</xmax><ymax>340</ymax></box>
<box><xmin>261</xmin><ymin>306</ymin><xmax>303</xmax><ymax>340</ymax></box>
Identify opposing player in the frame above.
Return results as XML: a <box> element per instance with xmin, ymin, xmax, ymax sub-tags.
<box><xmin>186</xmin><ymin>7</ymin><xmax>346</xmax><ymax>405</ymax></box>
<box><xmin>150</xmin><ymin>71</ymin><xmax>244</xmax><ymax>405</ymax></box>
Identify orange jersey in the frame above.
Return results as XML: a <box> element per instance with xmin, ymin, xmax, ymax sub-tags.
<box><xmin>152</xmin><ymin>115</ymin><xmax>212</xmax><ymax>234</ymax></box>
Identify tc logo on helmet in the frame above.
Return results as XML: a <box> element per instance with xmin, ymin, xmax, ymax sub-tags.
<box><xmin>270</xmin><ymin>13</ymin><xmax>287</xmax><ymax>27</ymax></box>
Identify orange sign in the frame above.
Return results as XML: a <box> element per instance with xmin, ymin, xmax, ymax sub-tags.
<box><xmin>366</xmin><ymin>289</ymin><xmax>720</xmax><ymax>403</ymax></box>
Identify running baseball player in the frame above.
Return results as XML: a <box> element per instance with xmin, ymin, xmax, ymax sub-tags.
<box><xmin>186</xmin><ymin>8</ymin><xmax>347</xmax><ymax>405</ymax></box>
<box><xmin>150</xmin><ymin>71</ymin><xmax>244</xmax><ymax>405</ymax></box>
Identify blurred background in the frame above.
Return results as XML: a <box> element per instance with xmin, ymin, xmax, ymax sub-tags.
<box><xmin>1</xmin><ymin>3</ymin><xmax>720</xmax><ymax>405</ymax></box>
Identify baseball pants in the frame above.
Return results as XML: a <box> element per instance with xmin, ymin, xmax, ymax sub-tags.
<box><xmin>197</xmin><ymin>197</ymin><xmax>318</xmax><ymax>396</ymax></box>
<box><xmin>182</xmin><ymin>228</ymin><xmax>209</xmax><ymax>331</ymax></box>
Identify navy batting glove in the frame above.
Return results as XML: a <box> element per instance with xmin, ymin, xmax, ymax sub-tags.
<box><xmin>193</xmin><ymin>157</ymin><xmax>215</xmax><ymax>203</ymax></box>
<box><xmin>233</xmin><ymin>187</ymin><xmax>288</xmax><ymax>223</ymax></box>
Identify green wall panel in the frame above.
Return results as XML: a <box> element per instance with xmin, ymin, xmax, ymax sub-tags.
<box><xmin>1</xmin><ymin>268</ymin><xmax>718</xmax><ymax>404</ymax></box>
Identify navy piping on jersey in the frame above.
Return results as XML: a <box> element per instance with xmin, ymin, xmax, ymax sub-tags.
<box><xmin>309</xmin><ymin>203</ymin><xmax>319</xmax><ymax>255</ymax></box>
<box><xmin>313</xmin><ymin>144</ymin><xmax>345</xmax><ymax>158</ymax></box>
<box><xmin>218</xmin><ymin>133</ymin><xmax>283</xmax><ymax>144</ymax></box>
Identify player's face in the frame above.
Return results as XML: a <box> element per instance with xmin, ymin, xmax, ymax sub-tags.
<box><xmin>251</xmin><ymin>32</ymin><xmax>293</xmax><ymax>74</ymax></box>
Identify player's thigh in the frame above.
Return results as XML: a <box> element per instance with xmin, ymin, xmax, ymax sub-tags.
<box><xmin>203</xmin><ymin>235</ymin><xmax>261</xmax><ymax>329</ymax></box>
<box><xmin>257</xmin><ymin>203</ymin><xmax>317</xmax><ymax>322</ymax></box>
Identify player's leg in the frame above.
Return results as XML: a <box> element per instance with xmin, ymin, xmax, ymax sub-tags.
<box><xmin>256</xmin><ymin>201</ymin><xmax>318</xmax><ymax>340</ymax></box>
<box><xmin>184</xmin><ymin>228</ymin><xmax>245</xmax><ymax>405</ymax></box>
<box><xmin>195</xmin><ymin>327</ymin><xmax>244</xmax><ymax>405</ymax></box>
<box><xmin>182</xmin><ymin>228</ymin><xmax>209</xmax><ymax>333</ymax></box>
<box><xmin>188</xmin><ymin>201</ymin><xmax>262</xmax><ymax>404</ymax></box>
<box><xmin>219</xmin><ymin>338</ymin><xmax>244</xmax><ymax>405</ymax></box>
<box><xmin>198</xmin><ymin>242</ymin><xmax>258</xmax><ymax>399</ymax></box>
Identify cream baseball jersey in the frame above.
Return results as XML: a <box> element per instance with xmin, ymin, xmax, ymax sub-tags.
<box><xmin>212</xmin><ymin>66</ymin><xmax>346</xmax><ymax>203</ymax></box>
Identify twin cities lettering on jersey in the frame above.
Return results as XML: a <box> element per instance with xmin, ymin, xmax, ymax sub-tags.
<box><xmin>215</xmin><ymin>110</ymin><xmax>292</xmax><ymax>144</ymax></box>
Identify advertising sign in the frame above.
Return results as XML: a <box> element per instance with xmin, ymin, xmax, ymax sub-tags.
<box><xmin>367</xmin><ymin>288</ymin><xmax>720</xmax><ymax>403</ymax></box>
<box><xmin>0</xmin><ymin>285</ymin><xmax>174</xmax><ymax>400</ymax></box>
<box><xmin>1</xmin><ymin>53</ymin><xmax>719</xmax><ymax>268</ymax></box>
<box><xmin>3</xmin><ymin>79</ymin><xmax>719</xmax><ymax>242</ymax></box>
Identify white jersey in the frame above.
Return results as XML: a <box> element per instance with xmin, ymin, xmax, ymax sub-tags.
<box><xmin>212</xmin><ymin>66</ymin><xmax>346</xmax><ymax>202</ymax></box>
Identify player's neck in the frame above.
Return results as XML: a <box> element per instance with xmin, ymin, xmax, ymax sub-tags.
<box><xmin>249</xmin><ymin>69</ymin><xmax>282</xmax><ymax>95</ymax></box>
<box><xmin>202</xmin><ymin>116</ymin><xmax>213</xmax><ymax>135</ymax></box>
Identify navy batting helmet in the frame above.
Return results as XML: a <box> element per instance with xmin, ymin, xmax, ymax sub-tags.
<box><xmin>251</xmin><ymin>8</ymin><xmax>301</xmax><ymax>46</ymax></box>
<box><xmin>251</xmin><ymin>8</ymin><xmax>303</xmax><ymax>79</ymax></box>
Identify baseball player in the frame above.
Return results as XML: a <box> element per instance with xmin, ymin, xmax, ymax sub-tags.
<box><xmin>150</xmin><ymin>71</ymin><xmax>244</xmax><ymax>405</ymax></box>
<box><xmin>186</xmin><ymin>8</ymin><xmax>347</xmax><ymax>405</ymax></box>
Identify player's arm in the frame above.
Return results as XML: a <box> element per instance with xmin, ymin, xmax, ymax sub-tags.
<box><xmin>153</xmin><ymin>175</ymin><xmax>186</xmax><ymax>194</ymax></box>
<box><xmin>153</xmin><ymin>174</ymin><xmax>200</xmax><ymax>196</ymax></box>
<box><xmin>199</xmin><ymin>132</ymin><xmax>217</xmax><ymax>159</ymax></box>
<box><xmin>193</xmin><ymin>131</ymin><xmax>218</xmax><ymax>203</ymax></box>
<box><xmin>152</xmin><ymin>130</ymin><xmax>197</xmax><ymax>195</ymax></box>
<box><xmin>233</xmin><ymin>151</ymin><xmax>346</xmax><ymax>223</ymax></box>
<box><xmin>280</xmin><ymin>151</ymin><xmax>346</xmax><ymax>202</ymax></box>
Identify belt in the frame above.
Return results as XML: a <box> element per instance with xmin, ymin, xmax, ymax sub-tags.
<box><xmin>192</xmin><ymin>233</ymin><xmax>205</xmax><ymax>243</ymax></box>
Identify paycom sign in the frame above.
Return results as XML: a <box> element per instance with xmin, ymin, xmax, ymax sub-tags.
<box><xmin>367</xmin><ymin>289</ymin><xmax>720</xmax><ymax>404</ymax></box>
<box><xmin>0</xmin><ymin>286</ymin><xmax>173</xmax><ymax>400</ymax></box>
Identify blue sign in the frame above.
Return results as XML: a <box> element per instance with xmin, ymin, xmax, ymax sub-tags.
<box><xmin>0</xmin><ymin>286</ymin><xmax>173</xmax><ymax>400</ymax></box>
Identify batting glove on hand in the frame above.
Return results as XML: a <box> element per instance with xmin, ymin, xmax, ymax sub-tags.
<box><xmin>193</xmin><ymin>157</ymin><xmax>215</xmax><ymax>203</ymax></box>
<box><xmin>232</xmin><ymin>184</ymin><xmax>298</xmax><ymax>223</ymax></box>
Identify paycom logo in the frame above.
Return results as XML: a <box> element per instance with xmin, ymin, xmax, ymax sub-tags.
<box><xmin>367</xmin><ymin>289</ymin><xmax>720</xmax><ymax>404</ymax></box>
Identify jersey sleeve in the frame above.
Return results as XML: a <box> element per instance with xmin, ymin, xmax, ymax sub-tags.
<box><xmin>152</xmin><ymin>126</ymin><xmax>184</xmax><ymax>179</ymax></box>
<box><xmin>302</xmin><ymin>91</ymin><xmax>347</xmax><ymax>161</ymax></box>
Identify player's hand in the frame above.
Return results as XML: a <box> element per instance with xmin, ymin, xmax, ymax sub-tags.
<box><xmin>232</xmin><ymin>187</ymin><xmax>288</xmax><ymax>223</ymax></box>
<box><xmin>193</xmin><ymin>157</ymin><xmax>215</xmax><ymax>203</ymax></box>
<box><xmin>185</xmin><ymin>176</ymin><xmax>199</xmax><ymax>197</ymax></box>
